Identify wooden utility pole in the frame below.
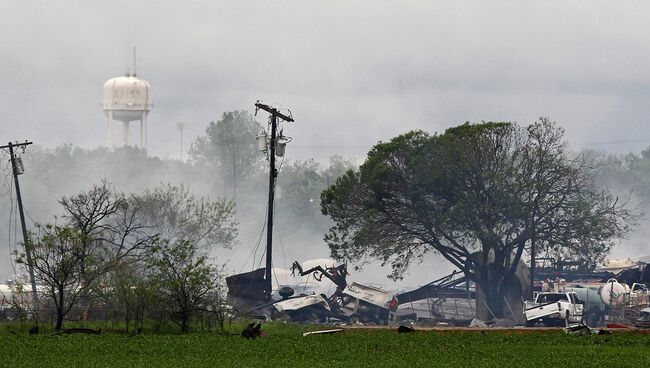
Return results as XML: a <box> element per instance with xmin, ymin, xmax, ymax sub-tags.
<box><xmin>254</xmin><ymin>102</ymin><xmax>294</xmax><ymax>300</ymax></box>
<box><xmin>1</xmin><ymin>141</ymin><xmax>39</xmax><ymax>318</ymax></box>
<box><xmin>176</xmin><ymin>122</ymin><xmax>185</xmax><ymax>161</ymax></box>
<box><xmin>530</xmin><ymin>233</ymin><xmax>535</xmax><ymax>298</ymax></box>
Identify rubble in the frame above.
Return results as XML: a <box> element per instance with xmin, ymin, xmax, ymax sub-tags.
<box><xmin>468</xmin><ymin>318</ymin><xmax>488</xmax><ymax>328</ymax></box>
<box><xmin>636</xmin><ymin>307</ymin><xmax>650</xmax><ymax>328</ymax></box>
<box><xmin>226</xmin><ymin>261</ymin><xmax>399</xmax><ymax>325</ymax></box>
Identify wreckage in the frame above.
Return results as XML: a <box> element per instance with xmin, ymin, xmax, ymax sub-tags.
<box><xmin>395</xmin><ymin>271</ymin><xmax>477</xmax><ymax>325</ymax></box>
<box><xmin>226</xmin><ymin>241</ymin><xmax>650</xmax><ymax>327</ymax></box>
<box><xmin>226</xmin><ymin>261</ymin><xmax>398</xmax><ymax>324</ymax></box>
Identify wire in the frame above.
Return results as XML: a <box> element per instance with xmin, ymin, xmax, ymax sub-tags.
<box><xmin>0</xmin><ymin>157</ymin><xmax>13</xmax><ymax>197</ymax></box>
<box><xmin>239</xmin><ymin>200</ymin><xmax>269</xmax><ymax>273</ymax></box>
<box><xmin>7</xmin><ymin>178</ymin><xmax>18</xmax><ymax>277</ymax></box>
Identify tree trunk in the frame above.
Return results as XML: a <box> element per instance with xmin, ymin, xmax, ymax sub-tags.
<box><xmin>55</xmin><ymin>286</ymin><xmax>65</xmax><ymax>331</ymax></box>
<box><xmin>125</xmin><ymin>304</ymin><xmax>130</xmax><ymax>334</ymax></box>
<box><xmin>181</xmin><ymin>312</ymin><xmax>190</xmax><ymax>333</ymax></box>
<box><xmin>481</xmin><ymin>279</ymin><xmax>505</xmax><ymax>319</ymax></box>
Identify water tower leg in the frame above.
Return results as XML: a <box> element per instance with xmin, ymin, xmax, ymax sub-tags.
<box><xmin>123</xmin><ymin>121</ymin><xmax>129</xmax><ymax>146</ymax></box>
<box><xmin>140</xmin><ymin>119</ymin><xmax>144</xmax><ymax>148</ymax></box>
<box><xmin>143</xmin><ymin>113</ymin><xmax>148</xmax><ymax>150</ymax></box>
<box><xmin>106</xmin><ymin>112</ymin><xmax>112</xmax><ymax>147</ymax></box>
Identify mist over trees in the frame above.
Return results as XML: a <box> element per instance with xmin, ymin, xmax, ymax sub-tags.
<box><xmin>14</xmin><ymin>181</ymin><xmax>236</xmax><ymax>331</ymax></box>
<box><xmin>4</xmin><ymin>110</ymin><xmax>650</xmax><ymax>313</ymax></box>
<box><xmin>0</xmin><ymin>111</ymin><xmax>357</xmax><ymax>285</ymax></box>
<box><xmin>189</xmin><ymin>111</ymin><xmax>264</xmax><ymax>200</ymax></box>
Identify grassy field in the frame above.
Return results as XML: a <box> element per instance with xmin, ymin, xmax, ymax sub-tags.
<box><xmin>2</xmin><ymin>324</ymin><xmax>650</xmax><ymax>368</ymax></box>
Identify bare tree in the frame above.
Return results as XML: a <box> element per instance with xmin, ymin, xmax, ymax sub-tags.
<box><xmin>20</xmin><ymin>225</ymin><xmax>103</xmax><ymax>330</ymax></box>
<box><xmin>18</xmin><ymin>182</ymin><xmax>157</xmax><ymax>330</ymax></box>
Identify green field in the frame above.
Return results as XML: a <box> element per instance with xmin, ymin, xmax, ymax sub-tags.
<box><xmin>2</xmin><ymin>324</ymin><xmax>650</xmax><ymax>368</ymax></box>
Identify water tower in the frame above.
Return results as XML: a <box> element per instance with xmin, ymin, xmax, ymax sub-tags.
<box><xmin>102</xmin><ymin>56</ymin><xmax>152</xmax><ymax>148</ymax></box>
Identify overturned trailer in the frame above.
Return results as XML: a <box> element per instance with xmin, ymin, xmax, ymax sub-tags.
<box><xmin>335</xmin><ymin>282</ymin><xmax>398</xmax><ymax>324</ymax></box>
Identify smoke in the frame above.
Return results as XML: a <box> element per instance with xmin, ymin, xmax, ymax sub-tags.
<box><xmin>2</xmin><ymin>139</ymin><xmax>649</xmax><ymax>293</ymax></box>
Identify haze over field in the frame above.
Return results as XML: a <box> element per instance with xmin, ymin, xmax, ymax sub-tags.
<box><xmin>2</xmin><ymin>1</ymin><xmax>650</xmax><ymax>289</ymax></box>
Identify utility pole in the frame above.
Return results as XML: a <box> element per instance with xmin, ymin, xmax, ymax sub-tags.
<box><xmin>254</xmin><ymin>102</ymin><xmax>294</xmax><ymax>300</ymax></box>
<box><xmin>530</xmin><ymin>233</ymin><xmax>535</xmax><ymax>298</ymax></box>
<box><xmin>1</xmin><ymin>141</ymin><xmax>39</xmax><ymax>320</ymax></box>
<box><xmin>176</xmin><ymin>122</ymin><xmax>185</xmax><ymax>161</ymax></box>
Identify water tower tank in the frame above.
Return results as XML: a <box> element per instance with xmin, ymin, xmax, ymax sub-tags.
<box><xmin>102</xmin><ymin>72</ymin><xmax>152</xmax><ymax>148</ymax></box>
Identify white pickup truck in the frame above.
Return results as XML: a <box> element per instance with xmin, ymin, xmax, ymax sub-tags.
<box><xmin>524</xmin><ymin>291</ymin><xmax>584</xmax><ymax>327</ymax></box>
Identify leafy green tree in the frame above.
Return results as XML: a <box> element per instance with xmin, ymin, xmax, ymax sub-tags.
<box><xmin>102</xmin><ymin>261</ymin><xmax>149</xmax><ymax>334</ymax></box>
<box><xmin>189</xmin><ymin>111</ymin><xmax>264</xmax><ymax>198</ymax></box>
<box><xmin>146</xmin><ymin>240</ymin><xmax>223</xmax><ymax>333</ymax></box>
<box><xmin>321</xmin><ymin>119</ymin><xmax>636</xmax><ymax>317</ymax></box>
<box><xmin>276</xmin><ymin>157</ymin><xmax>357</xmax><ymax>233</ymax></box>
<box><xmin>132</xmin><ymin>184</ymin><xmax>238</xmax><ymax>250</ymax></box>
<box><xmin>322</xmin><ymin>155</ymin><xmax>357</xmax><ymax>187</ymax></box>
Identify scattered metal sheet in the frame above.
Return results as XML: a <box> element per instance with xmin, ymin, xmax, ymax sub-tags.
<box><xmin>274</xmin><ymin>294</ymin><xmax>331</xmax><ymax>312</ymax></box>
<box><xmin>302</xmin><ymin>329</ymin><xmax>344</xmax><ymax>336</ymax></box>
<box><xmin>343</xmin><ymin>282</ymin><xmax>395</xmax><ymax>309</ymax></box>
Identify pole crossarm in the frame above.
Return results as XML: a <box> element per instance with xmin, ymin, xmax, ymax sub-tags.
<box><xmin>255</xmin><ymin>102</ymin><xmax>294</xmax><ymax>123</ymax></box>
<box><xmin>0</xmin><ymin>141</ymin><xmax>33</xmax><ymax>150</ymax></box>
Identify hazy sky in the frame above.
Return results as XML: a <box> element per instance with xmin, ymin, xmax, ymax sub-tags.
<box><xmin>3</xmin><ymin>1</ymin><xmax>650</xmax><ymax>163</ymax></box>
<box><xmin>3</xmin><ymin>1</ymin><xmax>650</xmax><ymax>287</ymax></box>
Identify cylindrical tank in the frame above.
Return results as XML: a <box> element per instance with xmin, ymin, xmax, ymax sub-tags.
<box><xmin>102</xmin><ymin>75</ymin><xmax>151</xmax><ymax>122</ymax></box>
<box><xmin>566</xmin><ymin>286</ymin><xmax>604</xmax><ymax>309</ymax></box>
<box><xmin>275</xmin><ymin>136</ymin><xmax>288</xmax><ymax>157</ymax></box>
<box><xmin>256</xmin><ymin>131</ymin><xmax>268</xmax><ymax>152</ymax></box>
<box><xmin>599</xmin><ymin>279</ymin><xmax>629</xmax><ymax>306</ymax></box>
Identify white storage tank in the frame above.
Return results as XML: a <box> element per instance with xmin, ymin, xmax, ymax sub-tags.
<box><xmin>599</xmin><ymin>279</ymin><xmax>629</xmax><ymax>306</ymax></box>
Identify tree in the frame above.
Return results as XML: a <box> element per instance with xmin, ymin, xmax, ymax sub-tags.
<box><xmin>321</xmin><ymin>119</ymin><xmax>637</xmax><ymax>317</ymax></box>
<box><xmin>102</xmin><ymin>261</ymin><xmax>149</xmax><ymax>334</ymax></box>
<box><xmin>189</xmin><ymin>111</ymin><xmax>264</xmax><ymax>198</ymax></box>
<box><xmin>275</xmin><ymin>157</ymin><xmax>357</xmax><ymax>233</ymax></box>
<box><xmin>131</xmin><ymin>184</ymin><xmax>238</xmax><ymax>250</ymax></box>
<box><xmin>19</xmin><ymin>225</ymin><xmax>103</xmax><ymax>331</ymax></box>
<box><xmin>146</xmin><ymin>240</ymin><xmax>222</xmax><ymax>333</ymax></box>
<box><xmin>18</xmin><ymin>182</ymin><xmax>157</xmax><ymax>330</ymax></box>
<box><xmin>59</xmin><ymin>180</ymin><xmax>155</xmax><ymax>268</ymax></box>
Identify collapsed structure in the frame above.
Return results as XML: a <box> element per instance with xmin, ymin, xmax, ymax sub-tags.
<box><xmin>225</xmin><ymin>256</ymin><xmax>650</xmax><ymax>327</ymax></box>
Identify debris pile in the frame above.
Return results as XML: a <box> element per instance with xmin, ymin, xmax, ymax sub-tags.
<box><xmin>227</xmin><ymin>261</ymin><xmax>399</xmax><ymax>325</ymax></box>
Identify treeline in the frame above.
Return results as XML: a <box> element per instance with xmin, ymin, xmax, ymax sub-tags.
<box><xmin>9</xmin><ymin>182</ymin><xmax>235</xmax><ymax>333</ymax></box>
